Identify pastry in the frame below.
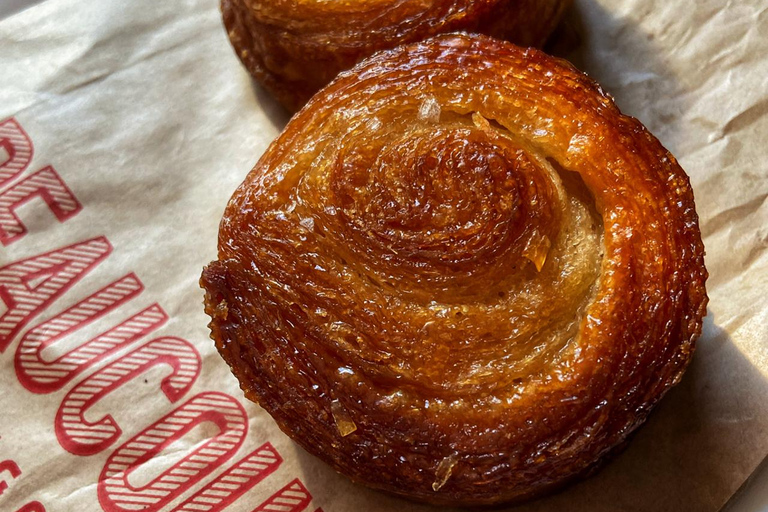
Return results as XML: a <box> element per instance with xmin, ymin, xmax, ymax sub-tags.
<box><xmin>221</xmin><ymin>0</ymin><xmax>571</xmax><ymax>111</ymax></box>
<box><xmin>201</xmin><ymin>33</ymin><xmax>708</xmax><ymax>505</ymax></box>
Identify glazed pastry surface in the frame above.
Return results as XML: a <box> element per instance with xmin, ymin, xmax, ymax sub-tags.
<box><xmin>201</xmin><ymin>34</ymin><xmax>708</xmax><ymax>506</ymax></box>
<box><xmin>221</xmin><ymin>0</ymin><xmax>571</xmax><ymax>110</ymax></box>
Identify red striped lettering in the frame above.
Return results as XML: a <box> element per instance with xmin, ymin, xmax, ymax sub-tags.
<box><xmin>98</xmin><ymin>392</ymin><xmax>247</xmax><ymax>512</ymax></box>
<box><xmin>171</xmin><ymin>443</ymin><xmax>282</xmax><ymax>512</ymax></box>
<box><xmin>0</xmin><ymin>459</ymin><xmax>22</xmax><ymax>496</ymax></box>
<box><xmin>251</xmin><ymin>479</ymin><xmax>313</xmax><ymax>512</ymax></box>
<box><xmin>0</xmin><ymin>118</ymin><xmax>33</xmax><ymax>188</ymax></box>
<box><xmin>0</xmin><ymin>166</ymin><xmax>81</xmax><ymax>246</ymax></box>
<box><xmin>55</xmin><ymin>337</ymin><xmax>201</xmax><ymax>455</ymax></box>
<box><xmin>15</xmin><ymin>274</ymin><xmax>167</xmax><ymax>393</ymax></box>
<box><xmin>0</xmin><ymin>237</ymin><xmax>111</xmax><ymax>352</ymax></box>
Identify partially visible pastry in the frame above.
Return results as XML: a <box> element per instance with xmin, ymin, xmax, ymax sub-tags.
<box><xmin>221</xmin><ymin>0</ymin><xmax>571</xmax><ymax>111</ymax></box>
<box><xmin>202</xmin><ymin>33</ymin><xmax>708</xmax><ymax>506</ymax></box>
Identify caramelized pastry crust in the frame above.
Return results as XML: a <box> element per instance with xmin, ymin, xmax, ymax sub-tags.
<box><xmin>221</xmin><ymin>0</ymin><xmax>571</xmax><ymax>111</ymax></box>
<box><xmin>201</xmin><ymin>34</ymin><xmax>708</xmax><ymax>506</ymax></box>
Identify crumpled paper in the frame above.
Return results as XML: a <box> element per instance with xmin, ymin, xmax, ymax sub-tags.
<box><xmin>0</xmin><ymin>0</ymin><xmax>766</xmax><ymax>511</ymax></box>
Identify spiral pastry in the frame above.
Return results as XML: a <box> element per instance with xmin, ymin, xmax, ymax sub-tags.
<box><xmin>201</xmin><ymin>34</ymin><xmax>708</xmax><ymax>505</ymax></box>
<box><xmin>221</xmin><ymin>0</ymin><xmax>571</xmax><ymax>111</ymax></box>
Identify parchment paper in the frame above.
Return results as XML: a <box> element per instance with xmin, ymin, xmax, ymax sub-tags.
<box><xmin>0</xmin><ymin>1</ymin><xmax>766</xmax><ymax>511</ymax></box>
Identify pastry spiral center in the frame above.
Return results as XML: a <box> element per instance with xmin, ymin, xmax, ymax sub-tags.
<box><xmin>326</xmin><ymin>127</ymin><xmax>562</xmax><ymax>301</ymax></box>
<box><xmin>280</xmin><ymin>113</ymin><xmax>605</xmax><ymax>392</ymax></box>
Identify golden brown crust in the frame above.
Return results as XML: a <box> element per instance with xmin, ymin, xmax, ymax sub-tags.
<box><xmin>201</xmin><ymin>34</ymin><xmax>708</xmax><ymax>506</ymax></box>
<box><xmin>221</xmin><ymin>0</ymin><xmax>572</xmax><ymax>111</ymax></box>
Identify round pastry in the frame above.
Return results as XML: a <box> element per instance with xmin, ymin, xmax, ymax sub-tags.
<box><xmin>221</xmin><ymin>0</ymin><xmax>572</xmax><ymax>111</ymax></box>
<box><xmin>201</xmin><ymin>33</ymin><xmax>708</xmax><ymax>506</ymax></box>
